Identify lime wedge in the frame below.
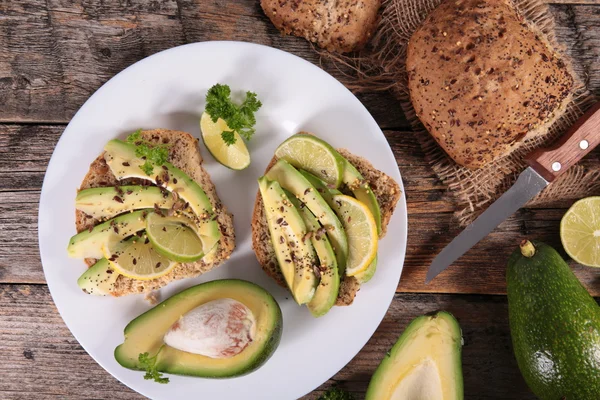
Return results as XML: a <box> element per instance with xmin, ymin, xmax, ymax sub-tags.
<box><xmin>103</xmin><ymin>236</ymin><xmax>177</xmax><ymax>281</ymax></box>
<box><xmin>200</xmin><ymin>112</ymin><xmax>250</xmax><ymax>170</ymax></box>
<box><xmin>330</xmin><ymin>194</ymin><xmax>378</xmax><ymax>276</ymax></box>
<box><xmin>146</xmin><ymin>212</ymin><xmax>206</xmax><ymax>262</ymax></box>
<box><xmin>275</xmin><ymin>134</ymin><xmax>345</xmax><ymax>187</ymax></box>
<box><xmin>560</xmin><ymin>196</ymin><xmax>600</xmax><ymax>267</ymax></box>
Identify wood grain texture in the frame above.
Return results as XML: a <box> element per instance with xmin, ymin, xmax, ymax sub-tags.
<box><xmin>0</xmin><ymin>0</ymin><xmax>406</xmax><ymax>129</ymax></box>
<box><xmin>1</xmin><ymin>124</ymin><xmax>599</xmax><ymax>295</ymax></box>
<box><xmin>2</xmin><ymin>1</ymin><xmax>600</xmax><ymax>399</ymax></box>
<box><xmin>0</xmin><ymin>284</ymin><xmax>552</xmax><ymax>400</ymax></box>
<box><xmin>526</xmin><ymin>102</ymin><xmax>600</xmax><ymax>181</ymax></box>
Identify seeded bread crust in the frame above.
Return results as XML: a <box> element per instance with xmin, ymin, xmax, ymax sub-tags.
<box><xmin>260</xmin><ymin>0</ymin><xmax>381</xmax><ymax>53</ymax></box>
<box><xmin>406</xmin><ymin>0</ymin><xmax>574</xmax><ymax>169</ymax></box>
<box><xmin>251</xmin><ymin>146</ymin><xmax>401</xmax><ymax>306</ymax></box>
<box><xmin>75</xmin><ymin>129</ymin><xmax>235</xmax><ymax>297</ymax></box>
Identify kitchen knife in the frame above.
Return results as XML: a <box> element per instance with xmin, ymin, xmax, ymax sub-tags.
<box><xmin>426</xmin><ymin>102</ymin><xmax>600</xmax><ymax>284</ymax></box>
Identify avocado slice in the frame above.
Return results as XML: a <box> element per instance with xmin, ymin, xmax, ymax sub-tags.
<box><xmin>299</xmin><ymin>170</ymin><xmax>341</xmax><ymax>206</ymax></box>
<box><xmin>265</xmin><ymin>160</ymin><xmax>348</xmax><ymax>274</ymax></box>
<box><xmin>258</xmin><ymin>177</ymin><xmax>318</xmax><ymax>305</ymax></box>
<box><xmin>114</xmin><ymin>279</ymin><xmax>283</xmax><ymax>378</ymax></box>
<box><xmin>366</xmin><ymin>311</ymin><xmax>463</xmax><ymax>400</ymax></box>
<box><xmin>77</xmin><ymin>258</ymin><xmax>119</xmax><ymax>295</ymax></box>
<box><xmin>103</xmin><ymin>139</ymin><xmax>220</xmax><ymax>250</ymax></box>
<box><xmin>301</xmin><ymin>163</ymin><xmax>382</xmax><ymax>236</ymax></box>
<box><xmin>300</xmin><ymin>170</ymin><xmax>379</xmax><ymax>284</ymax></box>
<box><xmin>76</xmin><ymin>186</ymin><xmax>175</xmax><ymax>220</ymax></box>
<box><xmin>67</xmin><ymin>210</ymin><xmax>149</xmax><ymax>259</ymax></box>
<box><xmin>507</xmin><ymin>240</ymin><xmax>600</xmax><ymax>400</ymax></box>
<box><xmin>342</xmin><ymin>160</ymin><xmax>382</xmax><ymax>235</ymax></box>
<box><xmin>285</xmin><ymin>192</ymin><xmax>339</xmax><ymax>317</ymax></box>
<box><xmin>356</xmin><ymin>254</ymin><xmax>377</xmax><ymax>284</ymax></box>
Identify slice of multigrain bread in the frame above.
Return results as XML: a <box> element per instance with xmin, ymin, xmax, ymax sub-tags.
<box><xmin>75</xmin><ymin>129</ymin><xmax>235</xmax><ymax>296</ymax></box>
<box><xmin>251</xmin><ymin>146</ymin><xmax>401</xmax><ymax>306</ymax></box>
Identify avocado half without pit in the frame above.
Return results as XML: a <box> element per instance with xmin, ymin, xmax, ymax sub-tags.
<box><xmin>115</xmin><ymin>279</ymin><xmax>282</xmax><ymax>379</ymax></box>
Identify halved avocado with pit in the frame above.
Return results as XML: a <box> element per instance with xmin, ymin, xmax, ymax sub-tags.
<box><xmin>366</xmin><ymin>311</ymin><xmax>463</xmax><ymax>400</ymax></box>
<box><xmin>114</xmin><ymin>279</ymin><xmax>282</xmax><ymax>378</ymax></box>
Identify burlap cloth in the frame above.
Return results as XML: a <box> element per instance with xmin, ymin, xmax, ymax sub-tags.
<box><xmin>331</xmin><ymin>0</ymin><xmax>600</xmax><ymax>226</ymax></box>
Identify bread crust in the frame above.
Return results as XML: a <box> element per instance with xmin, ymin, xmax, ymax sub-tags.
<box><xmin>75</xmin><ymin>129</ymin><xmax>235</xmax><ymax>296</ymax></box>
<box><xmin>251</xmin><ymin>148</ymin><xmax>401</xmax><ymax>306</ymax></box>
<box><xmin>406</xmin><ymin>0</ymin><xmax>574</xmax><ymax>168</ymax></box>
<box><xmin>260</xmin><ymin>0</ymin><xmax>381</xmax><ymax>53</ymax></box>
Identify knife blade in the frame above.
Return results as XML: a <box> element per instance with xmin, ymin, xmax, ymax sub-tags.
<box><xmin>425</xmin><ymin>102</ymin><xmax>600</xmax><ymax>284</ymax></box>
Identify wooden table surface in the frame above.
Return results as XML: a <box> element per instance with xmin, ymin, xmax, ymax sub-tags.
<box><xmin>1</xmin><ymin>1</ymin><xmax>600</xmax><ymax>399</ymax></box>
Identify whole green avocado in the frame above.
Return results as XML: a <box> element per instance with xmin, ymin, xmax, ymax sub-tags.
<box><xmin>507</xmin><ymin>240</ymin><xmax>600</xmax><ymax>400</ymax></box>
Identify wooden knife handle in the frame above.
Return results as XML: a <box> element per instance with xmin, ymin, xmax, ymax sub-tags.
<box><xmin>526</xmin><ymin>102</ymin><xmax>600</xmax><ymax>182</ymax></box>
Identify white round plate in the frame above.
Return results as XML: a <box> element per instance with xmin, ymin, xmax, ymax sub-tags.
<box><xmin>39</xmin><ymin>41</ymin><xmax>407</xmax><ymax>400</ymax></box>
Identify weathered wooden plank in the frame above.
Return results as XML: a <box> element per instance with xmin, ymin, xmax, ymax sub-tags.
<box><xmin>549</xmin><ymin>4</ymin><xmax>600</xmax><ymax>90</ymax></box>
<box><xmin>2</xmin><ymin>125</ymin><xmax>599</xmax><ymax>296</ymax></box>
<box><xmin>401</xmin><ymin>208</ymin><xmax>600</xmax><ymax>295</ymax></box>
<box><xmin>0</xmin><ymin>0</ymin><xmax>406</xmax><ymax>129</ymax></box>
<box><xmin>0</xmin><ymin>284</ymin><xmax>543</xmax><ymax>399</ymax></box>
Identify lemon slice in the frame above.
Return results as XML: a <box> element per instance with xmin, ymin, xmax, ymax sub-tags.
<box><xmin>103</xmin><ymin>236</ymin><xmax>177</xmax><ymax>280</ymax></box>
<box><xmin>200</xmin><ymin>112</ymin><xmax>250</xmax><ymax>170</ymax></box>
<box><xmin>330</xmin><ymin>194</ymin><xmax>378</xmax><ymax>276</ymax></box>
<box><xmin>146</xmin><ymin>212</ymin><xmax>206</xmax><ymax>262</ymax></box>
<box><xmin>275</xmin><ymin>134</ymin><xmax>345</xmax><ymax>188</ymax></box>
<box><xmin>560</xmin><ymin>196</ymin><xmax>600</xmax><ymax>267</ymax></box>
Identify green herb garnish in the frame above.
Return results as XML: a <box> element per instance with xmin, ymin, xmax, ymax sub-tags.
<box><xmin>138</xmin><ymin>350</ymin><xmax>169</xmax><ymax>384</ymax></box>
<box><xmin>205</xmin><ymin>83</ymin><xmax>262</xmax><ymax>146</ymax></box>
<box><xmin>318</xmin><ymin>386</ymin><xmax>355</xmax><ymax>400</ymax></box>
<box><xmin>221</xmin><ymin>130</ymin><xmax>236</xmax><ymax>146</ymax></box>
<box><xmin>126</xmin><ymin>129</ymin><xmax>170</xmax><ymax>176</ymax></box>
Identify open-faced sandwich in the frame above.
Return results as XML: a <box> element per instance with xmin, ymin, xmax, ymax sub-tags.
<box><xmin>252</xmin><ymin>133</ymin><xmax>401</xmax><ymax>317</ymax></box>
<box><xmin>68</xmin><ymin>129</ymin><xmax>235</xmax><ymax>296</ymax></box>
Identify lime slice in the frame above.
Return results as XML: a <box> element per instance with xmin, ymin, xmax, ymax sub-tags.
<box><xmin>560</xmin><ymin>196</ymin><xmax>600</xmax><ymax>267</ymax></box>
<box><xmin>330</xmin><ymin>194</ymin><xmax>378</xmax><ymax>276</ymax></box>
<box><xmin>275</xmin><ymin>134</ymin><xmax>345</xmax><ymax>187</ymax></box>
<box><xmin>146</xmin><ymin>212</ymin><xmax>206</xmax><ymax>262</ymax></box>
<box><xmin>200</xmin><ymin>112</ymin><xmax>250</xmax><ymax>170</ymax></box>
<box><xmin>103</xmin><ymin>236</ymin><xmax>177</xmax><ymax>281</ymax></box>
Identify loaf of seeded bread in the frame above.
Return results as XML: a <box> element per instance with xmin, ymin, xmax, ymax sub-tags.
<box><xmin>75</xmin><ymin>129</ymin><xmax>235</xmax><ymax>296</ymax></box>
<box><xmin>251</xmin><ymin>146</ymin><xmax>401</xmax><ymax>306</ymax></box>
<box><xmin>261</xmin><ymin>0</ymin><xmax>381</xmax><ymax>53</ymax></box>
<box><xmin>406</xmin><ymin>0</ymin><xmax>574</xmax><ymax>168</ymax></box>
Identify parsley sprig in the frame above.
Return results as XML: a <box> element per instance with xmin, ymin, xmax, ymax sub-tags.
<box><xmin>318</xmin><ymin>386</ymin><xmax>355</xmax><ymax>400</ymax></box>
<box><xmin>138</xmin><ymin>349</ymin><xmax>169</xmax><ymax>384</ymax></box>
<box><xmin>126</xmin><ymin>129</ymin><xmax>170</xmax><ymax>175</ymax></box>
<box><xmin>205</xmin><ymin>84</ymin><xmax>262</xmax><ymax>146</ymax></box>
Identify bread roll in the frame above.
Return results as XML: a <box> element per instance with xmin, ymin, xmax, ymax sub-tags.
<box><xmin>261</xmin><ymin>0</ymin><xmax>381</xmax><ymax>53</ymax></box>
<box><xmin>407</xmin><ymin>0</ymin><xmax>574</xmax><ymax>168</ymax></box>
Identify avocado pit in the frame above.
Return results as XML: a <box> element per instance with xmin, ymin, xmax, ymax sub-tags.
<box><xmin>163</xmin><ymin>298</ymin><xmax>256</xmax><ymax>359</ymax></box>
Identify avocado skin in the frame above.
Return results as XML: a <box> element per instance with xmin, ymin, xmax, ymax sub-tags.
<box><xmin>507</xmin><ymin>241</ymin><xmax>600</xmax><ymax>400</ymax></box>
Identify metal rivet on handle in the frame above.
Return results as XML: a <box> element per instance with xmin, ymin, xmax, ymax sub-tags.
<box><xmin>552</xmin><ymin>162</ymin><xmax>562</xmax><ymax>172</ymax></box>
<box><xmin>580</xmin><ymin>140</ymin><xmax>589</xmax><ymax>150</ymax></box>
